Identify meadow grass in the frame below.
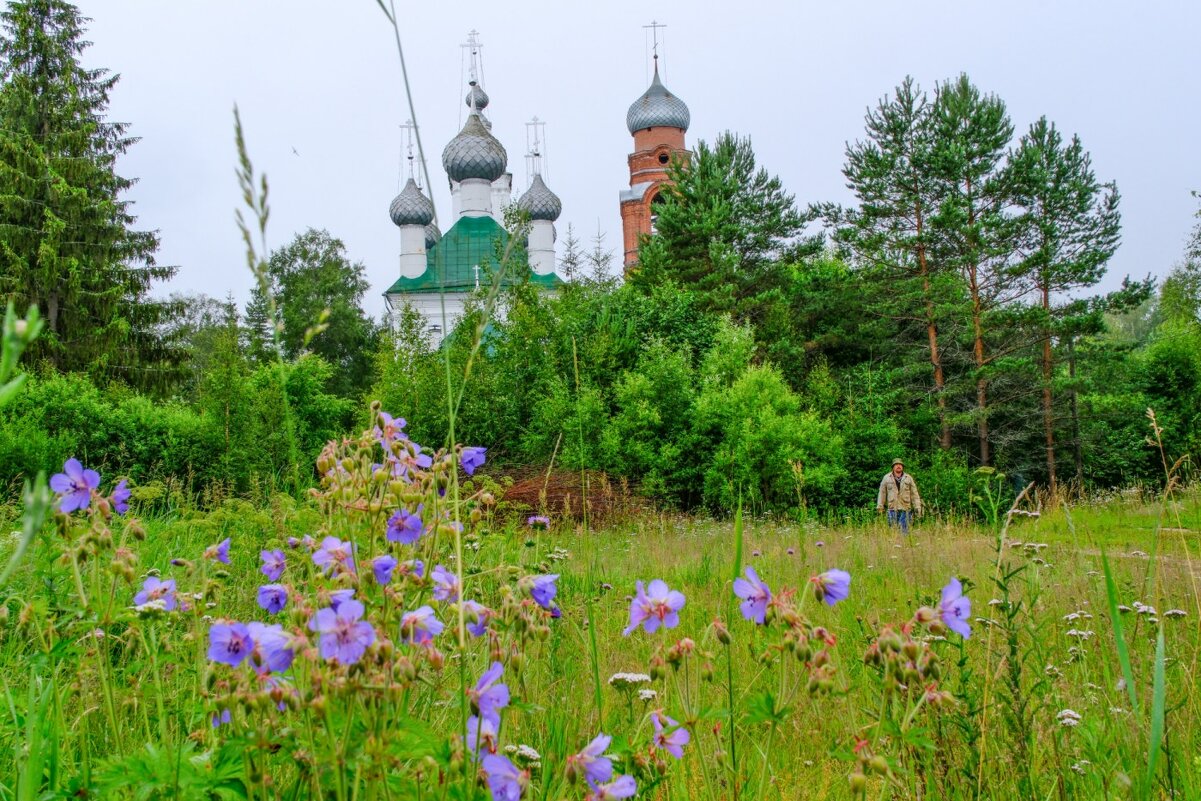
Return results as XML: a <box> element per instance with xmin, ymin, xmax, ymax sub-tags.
<box><xmin>1</xmin><ymin>481</ymin><xmax>1197</xmax><ymax>800</ymax></box>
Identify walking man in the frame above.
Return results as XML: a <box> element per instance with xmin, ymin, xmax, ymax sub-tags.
<box><xmin>877</xmin><ymin>458</ymin><xmax>922</xmax><ymax>534</ymax></box>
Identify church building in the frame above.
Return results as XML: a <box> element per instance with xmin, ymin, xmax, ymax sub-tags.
<box><xmin>384</xmin><ymin>36</ymin><xmax>564</xmax><ymax>344</ymax></box>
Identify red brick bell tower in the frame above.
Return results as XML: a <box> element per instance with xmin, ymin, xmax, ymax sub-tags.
<box><xmin>619</xmin><ymin>53</ymin><xmax>690</xmax><ymax>272</ymax></box>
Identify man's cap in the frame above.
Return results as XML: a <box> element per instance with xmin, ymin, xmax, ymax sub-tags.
<box><xmin>892</xmin><ymin>458</ymin><xmax>904</xmax><ymax>467</ymax></box>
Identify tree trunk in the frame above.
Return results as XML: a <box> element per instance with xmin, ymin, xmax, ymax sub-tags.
<box><xmin>915</xmin><ymin>201</ymin><xmax>950</xmax><ymax>450</ymax></box>
<box><xmin>965</xmin><ymin>178</ymin><xmax>989</xmax><ymax>466</ymax></box>
<box><xmin>970</xmin><ymin>266</ymin><xmax>989</xmax><ymax>466</ymax></box>
<box><xmin>1067</xmin><ymin>336</ymin><xmax>1083</xmax><ymax>486</ymax></box>
<box><xmin>1041</xmin><ymin>281</ymin><xmax>1056</xmax><ymax>495</ymax></box>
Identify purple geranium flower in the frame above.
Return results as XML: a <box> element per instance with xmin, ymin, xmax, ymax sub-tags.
<box><xmin>110</xmin><ymin>480</ymin><xmax>131</xmax><ymax>515</ymax></box>
<box><xmin>432</xmin><ymin>564</ymin><xmax>461</xmax><ymax>603</ymax></box>
<box><xmin>569</xmin><ymin>733</ymin><xmax>614</xmax><ymax>785</ymax></box>
<box><xmin>482</xmin><ymin>753</ymin><xmax>526</xmax><ymax>801</ymax></box>
<box><xmin>403</xmin><ymin>558</ymin><xmax>425</xmax><ymax>578</ymax></box>
<box><xmin>308</xmin><ymin>600</ymin><xmax>376</xmax><ymax>665</ymax></box>
<box><xmin>204</xmin><ymin>537</ymin><xmax>231</xmax><ymax>565</ymax></box>
<box><xmin>466</xmin><ymin>713</ymin><xmax>499</xmax><ymax>755</ymax></box>
<box><xmin>939</xmin><ymin>577</ymin><xmax>972</xmax><ymax>639</ymax></box>
<box><xmin>373</xmin><ymin>554</ymin><xmax>398</xmax><ymax>585</ymax></box>
<box><xmin>246</xmin><ymin>621</ymin><xmax>294</xmax><ymax>674</ymax></box>
<box><xmin>49</xmin><ymin>457</ymin><xmax>101</xmax><ymax>514</ymax></box>
<box><xmin>211</xmin><ymin>708</ymin><xmax>231</xmax><ymax>728</ymax></box>
<box><xmin>375</xmin><ymin>411</ymin><xmax>407</xmax><ymax>446</ymax></box>
<box><xmin>623</xmin><ymin>579</ymin><xmax>686</xmax><ymax>636</ymax></box>
<box><xmin>463</xmin><ymin>599</ymin><xmax>491</xmax><ymax>637</ymax></box>
<box><xmin>257</xmin><ymin>583</ymin><xmax>288</xmax><ymax>615</ymax></box>
<box><xmin>813</xmin><ymin>569</ymin><xmax>851</xmax><ymax>606</ymax></box>
<box><xmin>470</xmin><ymin>661</ymin><xmax>510</xmax><ymax>724</ymax></box>
<box><xmin>587</xmin><ymin>775</ymin><xmax>637</xmax><ymax>801</ymax></box>
<box><xmin>651</xmin><ymin>711</ymin><xmax>691</xmax><ymax>759</ymax></box>
<box><xmin>733</xmin><ymin>566</ymin><xmax>771</xmax><ymax>624</ymax></box>
<box><xmin>133</xmin><ymin>576</ymin><xmax>178</xmax><ymax>611</ymax></box>
<box><xmin>460</xmin><ymin>446</ymin><xmax>486</xmax><ymax>476</ymax></box>
<box><xmin>529</xmin><ymin>574</ymin><xmax>559</xmax><ymax>611</ymax></box>
<box><xmin>527</xmin><ymin>515</ymin><xmax>550</xmax><ymax>531</ymax></box>
<box><xmin>386</xmin><ymin>507</ymin><xmax>424</xmax><ymax>545</ymax></box>
<box><xmin>208</xmin><ymin>622</ymin><xmax>253</xmax><ymax>667</ymax></box>
<box><xmin>330</xmin><ymin>589</ymin><xmax>356</xmax><ymax>611</ymax></box>
<box><xmin>399</xmin><ymin>605</ymin><xmax>443</xmax><ymax>645</ymax></box>
<box><xmin>260</xmin><ymin>549</ymin><xmax>286</xmax><ymax>581</ymax></box>
<box><xmin>312</xmin><ymin>536</ymin><xmax>355</xmax><ymax>576</ymax></box>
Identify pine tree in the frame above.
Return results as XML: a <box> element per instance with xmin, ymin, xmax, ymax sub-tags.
<box><xmin>633</xmin><ymin>132</ymin><xmax>804</xmax><ymax>317</ymax></box>
<box><xmin>831</xmin><ymin>77</ymin><xmax>956</xmax><ymax>450</ymax></box>
<box><xmin>1008</xmin><ymin>118</ymin><xmax>1121</xmax><ymax>492</ymax></box>
<box><xmin>0</xmin><ymin>0</ymin><xmax>180</xmax><ymax>386</ymax></box>
<box><xmin>928</xmin><ymin>75</ymin><xmax>1018</xmax><ymax>466</ymax></box>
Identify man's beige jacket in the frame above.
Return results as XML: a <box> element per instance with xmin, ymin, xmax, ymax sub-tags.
<box><xmin>877</xmin><ymin>472</ymin><xmax>922</xmax><ymax>513</ymax></box>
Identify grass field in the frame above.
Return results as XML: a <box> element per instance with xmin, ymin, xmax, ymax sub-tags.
<box><xmin>1</xmin><ymin>455</ymin><xmax>1198</xmax><ymax>800</ymax></box>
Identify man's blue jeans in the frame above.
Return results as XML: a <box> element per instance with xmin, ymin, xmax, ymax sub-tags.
<box><xmin>888</xmin><ymin>510</ymin><xmax>911</xmax><ymax>535</ymax></box>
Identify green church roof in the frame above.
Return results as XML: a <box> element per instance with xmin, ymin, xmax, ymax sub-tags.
<box><xmin>385</xmin><ymin>214</ymin><xmax>563</xmax><ymax>295</ymax></box>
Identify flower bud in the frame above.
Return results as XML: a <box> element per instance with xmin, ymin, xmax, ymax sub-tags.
<box><xmin>879</xmin><ymin>630</ymin><xmax>903</xmax><ymax>653</ymax></box>
<box><xmin>711</xmin><ymin>619</ymin><xmax>731</xmax><ymax>646</ymax></box>
<box><xmin>849</xmin><ymin>772</ymin><xmax>868</xmax><ymax>794</ymax></box>
<box><xmin>869</xmin><ymin>755</ymin><xmax>889</xmax><ymax>776</ymax></box>
<box><xmin>701</xmin><ymin>662</ymin><xmax>715</xmax><ymax>682</ymax></box>
<box><xmin>564</xmin><ymin>760</ymin><xmax>580</xmax><ymax>785</ymax></box>
<box><xmin>909</xmin><ymin>605</ymin><xmax>934</xmax><ymax>625</ymax></box>
<box><xmin>902</xmin><ymin>640</ymin><xmax>920</xmax><ymax>661</ymax></box>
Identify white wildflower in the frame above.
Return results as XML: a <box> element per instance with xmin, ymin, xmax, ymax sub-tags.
<box><xmin>608</xmin><ymin>672</ymin><xmax>652</xmax><ymax>689</ymax></box>
<box><xmin>132</xmin><ymin>599</ymin><xmax>168</xmax><ymax>616</ymax></box>
<box><xmin>1057</xmin><ymin>709</ymin><xmax>1082</xmax><ymax>727</ymax></box>
<box><xmin>638</xmin><ymin>688</ymin><xmax>658</xmax><ymax>702</ymax></box>
<box><xmin>1164</xmin><ymin>609</ymin><xmax>1187</xmax><ymax>619</ymax></box>
<box><xmin>1071</xmin><ymin>760</ymin><xmax>1091</xmax><ymax>775</ymax></box>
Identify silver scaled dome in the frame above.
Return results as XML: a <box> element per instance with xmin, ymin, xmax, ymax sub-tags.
<box><xmin>465</xmin><ymin>81</ymin><xmax>489</xmax><ymax>112</ymax></box>
<box><xmin>516</xmin><ymin>174</ymin><xmax>562</xmax><ymax>221</ymax></box>
<box><xmin>424</xmin><ymin>221</ymin><xmax>442</xmax><ymax>250</ymax></box>
<box><xmin>388</xmin><ymin>178</ymin><xmax>435</xmax><ymax>227</ymax></box>
<box><xmin>442</xmin><ymin>112</ymin><xmax>508</xmax><ymax>182</ymax></box>
<box><xmin>626</xmin><ymin>62</ymin><xmax>690</xmax><ymax>134</ymax></box>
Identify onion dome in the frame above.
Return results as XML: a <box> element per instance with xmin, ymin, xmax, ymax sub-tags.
<box><xmin>442</xmin><ymin>112</ymin><xmax>507</xmax><ymax>182</ymax></box>
<box><xmin>626</xmin><ymin>61</ymin><xmax>690</xmax><ymax>134</ymax></box>
<box><xmin>424</xmin><ymin>221</ymin><xmax>442</xmax><ymax>249</ymax></box>
<box><xmin>516</xmin><ymin>174</ymin><xmax>562</xmax><ymax>221</ymax></box>
<box><xmin>388</xmin><ymin>178</ymin><xmax>434</xmax><ymax>227</ymax></box>
<box><xmin>465</xmin><ymin>81</ymin><xmax>489</xmax><ymax>112</ymax></box>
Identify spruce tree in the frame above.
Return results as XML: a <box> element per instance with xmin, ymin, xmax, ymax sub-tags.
<box><xmin>1008</xmin><ymin>118</ymin><xmax>1121</xmax><ymax>492</ymax></box>
<box><xmin>0</xmin><ymin>0</ymin><xmax>180</xmax><ymax>385</ymax></box>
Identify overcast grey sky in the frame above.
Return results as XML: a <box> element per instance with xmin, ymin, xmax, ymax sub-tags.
<box><xmin>74</xmin><ymin>0</ymin><xmax>1200</xmax><ymax>318</ymax></box>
